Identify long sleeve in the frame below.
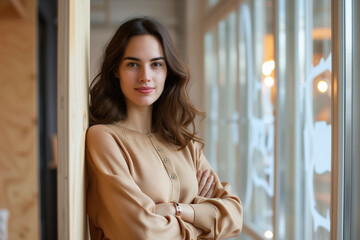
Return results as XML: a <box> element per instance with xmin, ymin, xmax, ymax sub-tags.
<box><xmin>86</xmin><ymin>126</ymin><xmax>202</xmax><ymax>240</ymax></box>
<box><xmin>188</xmin><ymin>141</ymin><xmax>243</xmax><ymax>239</ymax></box>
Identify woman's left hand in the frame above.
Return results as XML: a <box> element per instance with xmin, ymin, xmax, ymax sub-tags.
<box><xmin>197</xmin><ymin>170</ymin><xmax>215</xmax><ymax>198</ymax></box>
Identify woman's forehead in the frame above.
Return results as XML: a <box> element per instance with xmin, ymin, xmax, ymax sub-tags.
<box><xmin>123</xmin><ymin>35</ymin><xmax>164</xmax><ymax>59</ymax></box>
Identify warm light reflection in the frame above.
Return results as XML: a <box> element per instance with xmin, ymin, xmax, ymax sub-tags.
<box><xmin>317</xmin><ymin>80</ymin><xmax>328</xmax><ymax>93</ymax></box>
<box><xmin>262</xmin><ymin>60</ymin><xmax>275</xmax><ymax>76</ymax></box>
<box><xmin>264</xmin><ymin>76</ymin><xmax>274</xmax><ymax>87</ymax></box>
<box><xmin>312</xmin><ymin>27</ymin><xmax>332</xmax><ymax>40</ymax></box>
<box><xmin>264</xmin><ymin>230</ymin><xmax>274</xmax><ymax>239</ymax></box>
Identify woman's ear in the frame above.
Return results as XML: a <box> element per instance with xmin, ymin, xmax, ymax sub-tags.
<box><xmin>114</xmin><ymin>71</ymin><xmax>119</xmax><ymax>78</ymax></box>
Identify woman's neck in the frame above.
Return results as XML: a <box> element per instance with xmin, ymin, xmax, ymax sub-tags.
<box><xmin>121</xmin><ymin>105</ymin><xmax>153</xmax><ymax>134</ymax></box>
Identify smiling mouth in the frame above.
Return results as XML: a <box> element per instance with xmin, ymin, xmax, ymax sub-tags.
<box><xmin>135</xmin><ymin>87</ymin><xmax>155</xmax><ymax>94</ymax></box>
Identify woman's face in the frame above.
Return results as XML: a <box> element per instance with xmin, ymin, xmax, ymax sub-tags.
<box><xmin>117</xmin><ymin>34</ymin><xmax>167</xmax><ymax>110</ymax></box>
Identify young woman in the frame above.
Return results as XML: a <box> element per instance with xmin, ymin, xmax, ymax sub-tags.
<box><xmin>86</xmin><ymin>16</ymin><xmax>243</xmax><ymax>240</ymax></box>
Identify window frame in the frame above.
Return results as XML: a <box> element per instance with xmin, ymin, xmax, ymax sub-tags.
<box><xmin>330</xmin><ymin>0</ymin><xmax>358</xmax><ymax>239</ymax></box>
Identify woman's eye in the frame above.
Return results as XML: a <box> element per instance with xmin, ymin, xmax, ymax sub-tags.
<box><xmin>127</xmin><ymin>62</ymin><xmax>138</xmax><ymax>68</ymax></box>
<box><xmin>152</xmin><ymin>62</ymin><xmax>163</xmax><ymax>67</ymax></box>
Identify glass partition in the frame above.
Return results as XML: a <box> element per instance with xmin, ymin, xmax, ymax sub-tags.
<box><xmin>204</xmin><ymin>1</ymin><xmax>276</xmax><ymax>238</ymax></box>
<box><xmin>303</xmin><ymin>0</ymin><xmax>331</xmax><ymax>238</ymax></box>
<box><xmin>203</xmin><ymin>0</ymin><xmax>333</xmax><ymax>239</ymax></box>
<box><xmin>200</xmin><ymin>0</ymin><xmax>360</xmax><ymax>238</ymax></box>
<box><xmin>238</xmin><ymin>1</ymin><xmax>275</xmax><ymax>237</ymax></box>
<box><xmin>204</xmin><ymin>30</ymin><xmax>218</xmax><ymax>171</ymax></box>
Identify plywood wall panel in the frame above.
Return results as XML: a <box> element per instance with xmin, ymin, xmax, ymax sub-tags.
<box><xmin>0</xmin><ymin>0</ymin><xmax>39</xmax><ymax>239</ymax></box>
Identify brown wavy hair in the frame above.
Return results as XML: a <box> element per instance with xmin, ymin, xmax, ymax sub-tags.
<box><xmin>89</xmin><ymin>16</ymin><xmax>204</xmax><ymax>148</ymax></box>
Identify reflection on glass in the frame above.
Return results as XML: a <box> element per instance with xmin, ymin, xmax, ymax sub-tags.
<box><xmin>303</xmin><ymin>0</ymin><xmax>331</xmax><ymax>238</ymax></box>
<box><xmin>264</xmin><ymin>77</ymin><xmax>275</xmax><ymax>87</ymax></box>
<box><xmin>203</xmin><ymin>0</ymin><xmax>332</xmax><ymax>238</ymax></box>
<box><xmin>262</xmin><ymin>60</ymin><xmax>275</xmax><ymax>76</ymax></box>
<box><xmin>317</xmin><ymin>80</ymin><xmax>328</xmax><ymax>93</ymax></box>
<box><xmin>204</xmin><ymin>2</ymin><xmax>276</xmax><ymax>237</ymax></box>
<box><xmin>241</xmin><ymin>0</ymin><xmax>275</xmax><ymax>235</ymax></box>
<box><xmin>204</xmin><ymin>31</ymin><xmax>218</xmax><ymax>171</ymax></box>
<box><xmin>264</xmin><ymin>230</ymin><xmax>274</xmax><ymax>239</ymax></box>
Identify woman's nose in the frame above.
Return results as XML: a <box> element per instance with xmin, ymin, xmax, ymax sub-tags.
<box><xmin>139</xmin><ymin>66</ymin><xmax>150</xmax><ymax>83</ymax></box>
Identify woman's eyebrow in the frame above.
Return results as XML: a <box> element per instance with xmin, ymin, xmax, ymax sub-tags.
<box><xmin>150</xmin><ymin>57</ymin><xmax>165</xmax><ymax>61</ymax></box>
<box><xmin>123</xmin><ymin>57</ymin><xmax>140</xmax><ymax>61</ymax></box>
<box><xmin>122</xmin><ymin>56</ymin><xmax>165</xmax><ymax>61</ymax></box>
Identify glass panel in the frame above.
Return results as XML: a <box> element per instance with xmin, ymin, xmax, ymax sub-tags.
<box><xmin>205</xmin><ymin>1</ymin><xmax>276</xmax><ymax>238</ymax></box>
<box><xmin>237</xmin><ymin>5</ymin><xmax>250</xmax><ymax>236</ymax></box>
<box><xmin>216</xmin><ymin>19</ymin><xmax>228</xmax><ymax>179</ymax></box>
<box><xmin>203</xmin><ymin>0</ymin><xmax>333</xmax><ymax>238</ymax></box>
<box><xmin>303</xmin><ymin>0</ymin><xmax>331</xmax><ymax>238</ymax></box>
<box><xmin>204</xmin><ymin>13</ymin><xmax>238</xmax><ymax>189</ymax></box>
<box><xmin>239</xmin><ymin>232</ymin><xmax>256</xmax><ymax>240</ymax></box>
<box><xmin>216</xmin><ymin>13</ymin><xmax>237</xmax><ymax>185</ymax></box>
<box><xmin>204</xmin><ymin>30</ymin><xmax>218</xmax><ymax>170</ymax></box>
<box><xmin>237</xmin><ymin>0</ymin><xmax>275</xmax><ymax>237</ymax></box>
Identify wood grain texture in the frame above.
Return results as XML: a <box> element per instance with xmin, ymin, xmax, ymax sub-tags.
<box><xmin>58</xmin><ymin>0</ymin><xmax>89</xmax><ymax>239</ymax></box>
<box><xmin>0</xmin><ymin>0</ymin><xmax>39</xmax><ymax>239</ymax></box>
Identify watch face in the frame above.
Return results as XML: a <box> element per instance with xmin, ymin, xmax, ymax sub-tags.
<box><xmin>172</xmin><ymin>202</ymin><xmax>181</xmax><ymax>217</ymax></box>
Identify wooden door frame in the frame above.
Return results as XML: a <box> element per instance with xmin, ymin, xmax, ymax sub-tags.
<box><xmin>57</xmin><ymin>0</ymin><xmax>90</xmax><ymax>239</ymax></box>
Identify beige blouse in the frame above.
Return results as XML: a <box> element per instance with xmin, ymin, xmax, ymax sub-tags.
<box><xmin>86</xmin><ymin>123</ymin><xmax>243</xmax><ymax>240</ymax></box>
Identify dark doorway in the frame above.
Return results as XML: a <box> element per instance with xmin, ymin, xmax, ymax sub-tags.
<box><xmin>38</xmin><ymin>0</ymin><xmax>57</xmax><ymax>239</ymax></box>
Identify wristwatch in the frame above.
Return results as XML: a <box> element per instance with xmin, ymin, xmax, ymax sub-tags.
<box><xmin>171</xmin><ymin>201</ymin><xmax>182</xmax><ymax>218</ymax></box>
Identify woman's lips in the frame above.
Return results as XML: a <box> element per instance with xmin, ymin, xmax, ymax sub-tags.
<box><xmin>135</xmin><ymin>87</ymin><xmax>154</xmax><ymax>94</ymax></box>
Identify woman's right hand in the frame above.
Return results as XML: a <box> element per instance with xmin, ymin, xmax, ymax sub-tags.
<box><xmin>197</xmin><ymin>170</ymin><xmax>215</xmax><ymax>198</ymax></box>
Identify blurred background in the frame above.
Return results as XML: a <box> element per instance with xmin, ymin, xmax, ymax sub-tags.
<box><xmin>0</xmin><ymin>0</ymin><xmax>359</xmax><ymax>239</ymax></box>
